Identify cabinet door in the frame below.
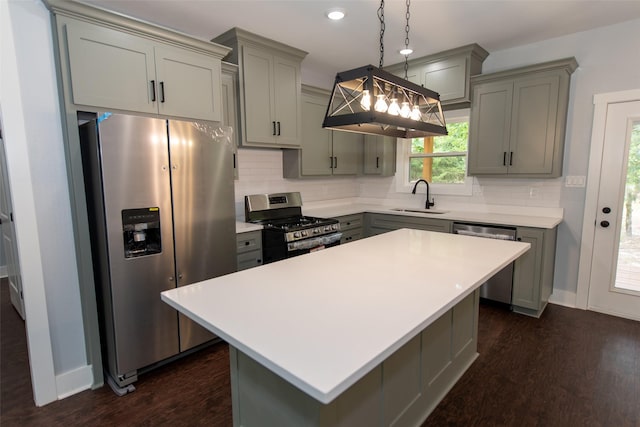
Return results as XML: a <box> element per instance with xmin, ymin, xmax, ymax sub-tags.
<box><xmin>421</xmin><ymin>56</ymin><xmax>467</xmax><ymax>103</ymax></box>
<box><xmin>66</xmin><ymin>20</ymin><xmax>156</xmax><ymax>113</ymax></box>
<box><xmin>509</xmin><ymin>75</ymin><xmax>560</xmax><ymax>175</ymax></box>
<box><xmin>154</xmin><ymin>46</ymin><xmax>222</xmax><ymax>122</ymax></box>
<box><xmin>300</xmin><ymin>95</ymin><xmax>332</xmax><ymax>176</ymax></box>
<box><xmin>364</xmin><ymin>135</ymin><xmax>396</xmax><ymax>176</ymax></box>
<box><xmin>273</xmin><ymin>56</ymin><xmax>302</xmax><ymax>147</ymax></box>
<box><xmin>468</xmin><ymin>81</ymin><xmax>513</xmax><ymax>175</ymax></box>
<box><xmin>512</xmin><ymin>227</ymin><xmax>543</xmax><ymax>310</ymax></box>
<box><xmin>242</xmin><ymin>46</ymin><xmax>275</xmax><ymax>145</ymax></box>
<box><xmin>332</xmin><ymin>132</ymin><xmax>362</xmax><ymax>175</ymax></box>
<box><xmin>221</xmin><ymin>68</ymin><xmax>239</xmax><ymax>178</ymax></box>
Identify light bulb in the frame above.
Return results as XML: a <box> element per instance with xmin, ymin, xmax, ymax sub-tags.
<box><xmin>410</xmin><ymin>105</ymin><xmax>422</xmax><ymax>121</ymax></box>
<box><xmin>374</xmin><ymin>94</ymin><xmax>388</xmax><ymax>113</ymax></box>
<box><xmin>360</xmin><ymin>90</ymin><xmax>371</xmax><ymax>111</ymax></box>
<box><xmin>400</xmin><ymin>102</ymin><xmax>411</xmax><ymax>118</ymax></box>
<box><xmin>388</xmin><ymin>98</ymin><xmax>400</xmax><ymax>116</ymax></box>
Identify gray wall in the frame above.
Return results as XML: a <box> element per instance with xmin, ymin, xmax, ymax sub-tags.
<box><xmin>482</xmin><ymin>18</ymin><xmax>640</xmax><ymax>302</ymax></box>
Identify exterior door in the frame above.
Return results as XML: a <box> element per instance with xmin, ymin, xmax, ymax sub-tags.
<box><xmin>586</xmin><ymin>99</ymin><xmax>640</xmax><ymax>320</ymax></box>
<box><xmin>0</xmin><ymin>132</ymin><xmax>25</xmax><ymax>319</ymax></box>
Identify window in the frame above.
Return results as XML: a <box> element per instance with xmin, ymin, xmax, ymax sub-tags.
<box><xmin>396</xmin><ymin>109</ymin><xmax>473</xmax><ymax>195</ymax></box>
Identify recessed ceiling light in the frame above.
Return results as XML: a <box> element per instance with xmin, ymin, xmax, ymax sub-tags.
<box><xmin>399</xmin><ymin>48</ymin><xmax>413</xmax><ymax>56</ymax></box>
<box><xmin>326</xmin><ymin>9</ymin><xmax>345</xmax><ymax>21</ymax></box>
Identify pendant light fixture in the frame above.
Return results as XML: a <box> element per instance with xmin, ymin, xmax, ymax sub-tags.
<box><xmin>323</xmin><ymin>0</ymin><xmax>447</xmax><ymax>138</ymax></box>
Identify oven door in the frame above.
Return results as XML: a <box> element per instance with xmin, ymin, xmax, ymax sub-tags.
<box><xmin>286</xmin><ymin>232</ymin><xmax>342</xmax><ymax>257</ymax></box>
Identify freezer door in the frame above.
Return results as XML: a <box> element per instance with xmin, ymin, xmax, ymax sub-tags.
<box><xmin>95</xmin><ymin>114</ymin><xmax>180</xmax><ymax>377</ymax></box>
<box><xmin>168</xmin><ymin>120</ymin><xmax>237</xmax><ymax>351</ymax></box>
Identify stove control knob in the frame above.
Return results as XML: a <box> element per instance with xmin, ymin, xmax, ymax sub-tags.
<box><xmin>324</xmin><ymin>226</ymin><xmax>330</xmax><ymax>232</ymax></box>
<box><xmin>294</xmin><ymin>232</ymin><xmax>301</xmax><ymax>238</ymax></box>
<box><xmin>302</xmin><ymin>230</ymin><xmax>308</xmax><ymax>237</ymax></box>
<box><xmin>313</xmin><ymin>228</ymin><xmax>320</xmax><ymax>234</ymax></box>
<box><xmin>333</xmin><ymin>224</ymin><xmax>339</xmax><ymax>230</ymax></box>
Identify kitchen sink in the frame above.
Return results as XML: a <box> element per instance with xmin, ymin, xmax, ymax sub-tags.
<box><xmin>391</xmin><ymin>208</ymin><xmax>448</xmax><ymax>215</ymax></box>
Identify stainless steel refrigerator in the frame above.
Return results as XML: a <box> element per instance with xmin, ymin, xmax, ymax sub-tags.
<box><xmin>79</xmin><ymin>113</ymin><xmax>236</xmax><ymax>392</ymax></box>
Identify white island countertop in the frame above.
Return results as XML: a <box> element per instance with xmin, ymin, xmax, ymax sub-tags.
<box><xmin>162</xmin><ymin>229</ymin><xmax>530</xmax><ymax>404</ymax></box>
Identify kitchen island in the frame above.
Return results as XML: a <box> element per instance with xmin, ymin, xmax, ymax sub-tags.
<box><xmin>162</xmin><ymin>229</ymin><xmax>530</xmax><ymax>426</ymax></box>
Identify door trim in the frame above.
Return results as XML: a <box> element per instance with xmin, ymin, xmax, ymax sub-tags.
<box><xmin>576</xmin><ymin>89</ymin><xmax>640</xmax><ymax>309</ymax></box>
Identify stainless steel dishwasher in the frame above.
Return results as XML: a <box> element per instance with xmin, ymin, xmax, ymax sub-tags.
<box><xmin>452</xmin><ymin>222</ymin><xmax>517</xmax><ymax>305</ymax></box>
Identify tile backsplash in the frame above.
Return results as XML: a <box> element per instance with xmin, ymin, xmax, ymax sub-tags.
<box><xmin>234</xmin><ymin>148</ymin><xmax>565</xmax><ymax>218</ymax></box>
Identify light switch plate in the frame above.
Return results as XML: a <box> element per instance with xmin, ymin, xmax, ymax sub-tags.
<box><xmin>565</xmin><ymin>176</ymin><xmax>586</xmax><ymax>187</ymax></box>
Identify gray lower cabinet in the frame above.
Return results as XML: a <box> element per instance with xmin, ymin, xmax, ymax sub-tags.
<box><xmin>363</xmin><ymin>135</ymin><xmax>396</xmax><ymax>176</ymax></box>
<box><xmin>468</xmin><ymin>58</ymin><xmax>578</xmax><ymax>178</ymax></box>
<box><xmin>365</xmin><ymin>213</ymin><xmax>452</xmax><ymax>236</ymax></box>
<box><xmin>236</xmin><ymin>231</ymin><xmax>263</xmax><ymax>271</ymax></box>
<box><xmin>335</xmin><ymin>214</ymin><xmax>364</xmax><ymax>244</ymax></box>
<box><xmin>512</xmin><ymin>226</ymin><xmax>557</xmax><ymax>317</ymax></box>
<box><xmin>283</xmin><ymin>86</ymin><xmax>363</xmax><ymax>177</ymax></box>
<box><xmin>362</xmin><ymin>212</ymin><xmax>556</xmax><ymax>317</ymax></box>
<box><xmin>229</xmin><ymin>290</ymin><xmax>479</xmax><ymax>426</ymax></box>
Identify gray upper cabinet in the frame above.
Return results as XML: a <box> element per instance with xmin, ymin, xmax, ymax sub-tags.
<box><xmin>468</xmin><ymin>58</ymin><xmax>578</xmax><ymax>178</ymax></box>
<box><xmin>62</xmin><ymin>16</ymin><xmax>227</xmax><ymax>122</ymax></box>
<box><xmin>221</xmin><ymin>62</ymin><xmax>239</xmax><ymax>179</ymax></box>
<box><xmin>363</xmin><ymin>135</ymin><xmax>396</xmax><ymax>176</ymax></box>
<box><xmin>385</xmin><ymin>44</ymin><xmax>489</xmax><ymax>110</ymax></box>
<box><xmin>283</xmin><ymin>86</ymin><xmax>362</xmax><ymax>177</ymax></box>
<box><xmin>213</xmin><ymin>28</ymin><xmax>307</xmax><ymax>148</ymax></box>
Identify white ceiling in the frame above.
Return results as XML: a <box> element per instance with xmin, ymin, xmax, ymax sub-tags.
<box><xmin>85</xmin><ymin>0</ymin><xmax>640</xmax><ymax>86</ymax></box>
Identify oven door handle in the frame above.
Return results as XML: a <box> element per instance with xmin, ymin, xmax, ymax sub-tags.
<box><xmin>287</xmin><ymin>233</ymin><xmax>342</xmax><ymax>251</ymax></box>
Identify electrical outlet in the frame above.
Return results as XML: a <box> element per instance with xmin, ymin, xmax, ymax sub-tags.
<box><xmin>565</xmin><ymin>176</ymin><xmax>586</xmax><ymax>187</ymax></box>
<box><xmin>529</xmin><ymin>187</ymin><xmax>539</xmax><ymax>198</ymax></box>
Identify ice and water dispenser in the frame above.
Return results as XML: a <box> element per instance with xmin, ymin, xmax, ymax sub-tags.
<box><xmin>122</xmin><ymin>208</ymin><xmax>162</xmax><ymax>258</ymax></box>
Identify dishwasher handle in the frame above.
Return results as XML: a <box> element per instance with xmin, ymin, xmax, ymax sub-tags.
<box><xmin>455</xmin><ymin>229</ymin><xmax>515</xmax><ymax>240</ymax></box>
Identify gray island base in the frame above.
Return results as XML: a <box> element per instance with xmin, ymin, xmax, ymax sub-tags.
<box><xmin>161</xmin><ymin>229</ymin><xmax>530</xmax><ymax>427</ymax></box>
<box><xmin>230</xmin><ymin>290</ymin><xmax>479</xmax><ymax>427</ymax></box>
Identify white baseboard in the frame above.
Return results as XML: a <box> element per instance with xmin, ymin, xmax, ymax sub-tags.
<box><xmin>56</xmin><ymin>365</ymin><xmax>93</xmax><ymax>399</ymax></box>
<box><xmin>549</xmin><ymin>289</ymin><xmax>577</xmax><ymax>308</ymax></box>
<box><xmin>0</xmin><ymin>265</ymin><xmax>7</xmax><ymax>278</ymax></box>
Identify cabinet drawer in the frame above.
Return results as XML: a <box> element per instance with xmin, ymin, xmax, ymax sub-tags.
<box><xmin>237</xmin><ymin>250</ymin><xmax>263</xmax><ymax>271</ymax></box>
<box><xmin>237</xmin><ymin>230</ymin><xmax>262</xmax><ymax>254</ymax></box>
<box><xmin>337</xmin><ymin>214</ymin><xmax>364</xmax><ymax>231</ymax></box>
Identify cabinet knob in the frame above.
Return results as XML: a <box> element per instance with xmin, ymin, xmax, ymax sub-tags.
<box><xmin>602</xmin><ymin>207</ymin><xmax>611</xmax><ymax>214</ymax></box>
<box><xmin>600</xmin><ymin>220</ymin><xmax>610</xmax><ymax>228</ymax></box>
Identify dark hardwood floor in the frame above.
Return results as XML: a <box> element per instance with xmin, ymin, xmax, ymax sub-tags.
<box><xmin>2</xmin><ymin>277</ymin><xmax>639</xmax><ymax>426</ymax></box>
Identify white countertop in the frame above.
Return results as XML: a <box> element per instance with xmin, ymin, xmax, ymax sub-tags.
<box><xmin>162</xmin><ymin>229</ymin><xmax>530</xmax><ymax>404</ymax></box>
<box><xmin>303</xmin><ymin>202</ymin><xmax>562</xmax><ymax>229</ymax></box>
<box><xmin>235</xmin><ymin>221</ymin><xmax>262</xmax><ymax>233</ymax></box>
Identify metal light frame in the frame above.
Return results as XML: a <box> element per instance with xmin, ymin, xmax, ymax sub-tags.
<box><xmin>323</xmin><ymin>65</ymin><xmax>447</xmax><ymax>138</ymax></box>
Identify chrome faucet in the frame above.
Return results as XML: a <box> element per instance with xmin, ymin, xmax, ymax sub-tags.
<box><xmin>411</xmin><ymin>179</ymin><xmax>435</xmax><ymax>209</ymax></box>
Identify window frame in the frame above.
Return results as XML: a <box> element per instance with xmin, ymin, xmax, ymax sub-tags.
<box><xmin>395</xmin><ymin>109</ymin><xmax>473</xmax><ymax>196</ymax></box>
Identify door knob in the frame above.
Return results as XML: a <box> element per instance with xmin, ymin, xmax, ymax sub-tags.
<box><xmin>602</xmin><ymin>207</ymin><xmax>611</xmax><ymax>214</ymax></box>
<box><xmin>600</xmin><ymin>220</ymin><xmax>610</xmax><ymax>228</ymax></box>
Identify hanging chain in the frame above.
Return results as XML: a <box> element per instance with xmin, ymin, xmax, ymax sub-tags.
<box><xmin>404</xmin><ymin>0</ymin><xmax>411</xmax><ymax>79</ymax></box>
<box><xmin>378</xmin><ymin>0</ymin><xmax>385</xmax><ymax>68</ymax></box>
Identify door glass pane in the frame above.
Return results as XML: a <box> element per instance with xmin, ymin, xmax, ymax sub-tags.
<box><xmin>615</xmin><ymin>121</ymin><xmax>640</xmax><ymax>292</ymax></box>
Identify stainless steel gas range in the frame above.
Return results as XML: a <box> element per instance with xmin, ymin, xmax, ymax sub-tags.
<box><xmin>245</xmin><ymin>192</ymin><xmax>342</xmax><ymax>264</ymax></box>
